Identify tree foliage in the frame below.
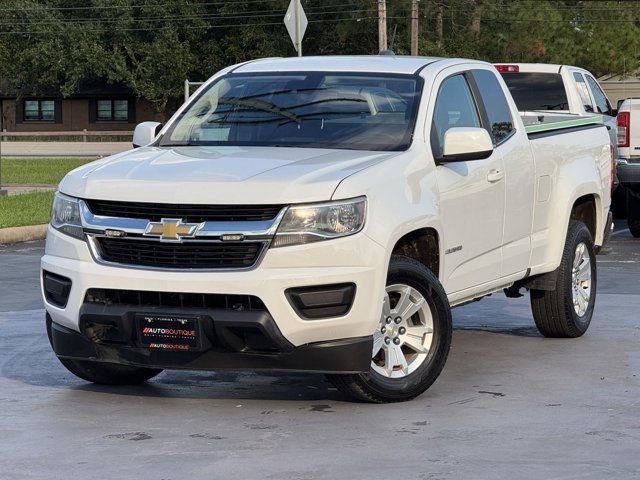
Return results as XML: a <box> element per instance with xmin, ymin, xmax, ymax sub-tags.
<box><xmin>1</xmin><ymin>0</ymin><xmax>639</xmax><ymax>115</ymax></box>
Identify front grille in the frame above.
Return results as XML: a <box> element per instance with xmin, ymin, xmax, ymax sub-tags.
<box><xmin>96</xmin><ymin>237</ymin><xmax>263</xmax><ymax>269</ymax></box>
<box><xmin>85</xmin><ymin>199</ymin><xmax>283</xmax><ymax>222</ymax></box>
<box><xmin>85</xmin><ymin>288</ymin><xmax>266</xmax><ymax>311</ymax></box>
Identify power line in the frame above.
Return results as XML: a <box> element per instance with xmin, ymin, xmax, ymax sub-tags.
<box><xmin>0</xmin><ymin>15</ymin><xmax>401</xmax><ymax>35</ymax></box>
<box><xmin>0</xmin><ymin>0</ymin><xmax>411</xmax><ymax>13</ymax></box>
<box><xmin>0</xmin><ymin>0</ymin><xmax>289</xmax><ymax>12</ymax></box>
<box><xmin>0</xmin><ymin>8</ymin><xmax>379</xmax><ymax>27</ymax></box>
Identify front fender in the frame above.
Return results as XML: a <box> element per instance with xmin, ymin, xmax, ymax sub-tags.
<box><xmin>332</xmin><ymin>148</ymin><xmax>443</xmax><ymax>279</ymax></box>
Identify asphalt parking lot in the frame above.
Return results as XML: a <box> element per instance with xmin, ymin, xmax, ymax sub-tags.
<box><xmin>1</xmin><ymin>228</ymin><xmax>639</xmax><ymax>480</ymax></box>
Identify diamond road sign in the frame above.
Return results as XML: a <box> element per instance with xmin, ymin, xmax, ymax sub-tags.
<box><xmin>284</xmin><ymin>0</ymin><xmax>307</xmax><ymax>56</ymax></box>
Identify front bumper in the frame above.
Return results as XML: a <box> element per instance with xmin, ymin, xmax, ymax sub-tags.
<box><xmin>47</xmin><ymin>314</ymin><xmax>372</xmax><ymax>374</ymax></box>
<box><xmin>42</xmin><ymin>226</ymin><xmax>387</xmax><ymax>348</ymax></box>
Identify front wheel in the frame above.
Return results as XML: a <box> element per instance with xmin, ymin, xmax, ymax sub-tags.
<box><xmin>327</xmin><ymin>255</ymin><xmax>452</xmax><ymax>403</ymax></box>
<box><xmin>46</xmin><ymin>315</ymin><xmax>162</xmax><ymax>385</ymax></box>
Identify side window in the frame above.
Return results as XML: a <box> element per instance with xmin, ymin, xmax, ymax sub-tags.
<box><xmin>430</xmin><ymin>74</ymin><xmax>481</xmax><ymax>159</ymax></box>
<box><xmin>471</xmin><ymin>69</ymin><xmax>514</xmax><ymax>144</ymax></box>
<box><xmin>585</xmin><ymin>75</ymin><xmax>611</xmax><ymax>115</ymax></box>
<box><xmin>573</xmin><ymin>72</ymin><xmax>594</xmax><ymax>112</ymax></box>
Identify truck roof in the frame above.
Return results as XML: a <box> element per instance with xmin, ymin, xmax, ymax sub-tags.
<box><xmin>494</xmin><ymin>63</ymin><xmax>589</xmax><ymax>75</ymax></box>
<box><xmin>233</xmin><ymin>55</ymin><xmax>447</xmax><ymax>75</ymax></box>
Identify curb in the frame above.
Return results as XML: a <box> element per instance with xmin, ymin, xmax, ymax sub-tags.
<box><xmin>0</xmin><ymin>224</ymin><xmax>48</xmax><ymax>245</ymax></box>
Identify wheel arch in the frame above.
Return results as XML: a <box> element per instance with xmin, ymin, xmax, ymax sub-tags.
<box><xmin>531</xmin><ymin>186</ymin><xmax>603</xmax><ymax>276</ymax></box>
<box><xmin>570</xmin><ymin>193</ymin><xmax>601</xmax><ymax>243</ymax></box>
<box><xmin>390</xmin><ymin>227</ymin><xmax>442</xmax><ymax>280</ymax></box>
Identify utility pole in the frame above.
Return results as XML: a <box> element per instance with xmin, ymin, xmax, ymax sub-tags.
<box><xmin>378</xmin><ymin>0</ymin><xmax>387</xmax><ymax>52</ymax></box>
<box><xmin>410</xmin><ymin>0</ymin><xmax>419</xmax><ymax>56</ymax></box>
<box><xmin>435</xmin><ymin>3</ymin><xmax>443</xmax><ymax>48</ymax></box>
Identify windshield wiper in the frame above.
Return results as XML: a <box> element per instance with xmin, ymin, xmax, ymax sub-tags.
<box><xmin>216</xmin><ymin>97</ymin><xmax>301</xmax><ymax>125</ymax></box>
<box><xmin>160</xmin><ymin>142</ymin><xmax>200</xmax><ymax>147</ymax></box>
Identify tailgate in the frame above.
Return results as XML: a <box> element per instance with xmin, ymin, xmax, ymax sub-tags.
<box><xmin>628</xmin><ymin>103</ymin><xmax>640</xmax><ymax>157</ymax></box>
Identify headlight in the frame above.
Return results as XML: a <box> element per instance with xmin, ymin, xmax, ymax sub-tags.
<box><xmin>50</xmin><ymin>192</ymin><xmax>84</xmax><ymax>239</ymax></box>
<box><xmin>272</xmin><ymin>197</ymin><xmax>366</xmax><ymax>248</ymax></box>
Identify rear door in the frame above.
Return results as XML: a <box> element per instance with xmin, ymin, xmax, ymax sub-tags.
<box><xmin>430</xmin><ymin>69</ymin><xmax>505</xmax><ymax>293</ymax></box>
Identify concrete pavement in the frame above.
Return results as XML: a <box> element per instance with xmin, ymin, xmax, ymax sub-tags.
<box><xmin>1</xmin><ymin>230</ymin><xmax>639</xmax><ymax>479</ymax></box>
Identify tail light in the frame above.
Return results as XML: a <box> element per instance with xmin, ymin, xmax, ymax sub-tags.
<box><xmin>617</xmin><ymin>111</ymin><xmax>630</xmax><ymax>147</ymax></box>
<box><xmin>495</xmin><ymin>64</ymin><xmax>519</xmax><ymax>73</ymax></box>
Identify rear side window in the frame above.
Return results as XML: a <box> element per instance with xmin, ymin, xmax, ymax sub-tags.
<box><xmin>585</xmin><ymin>75</ymin><xmax>611</xmax><ymax>115</ymax></box>
<box><xmin>471</xmin><ymin>70</ymin><xmax>514</xmax><ymax>144</ymax></box>
<box><xmin>500</xmin><ymin>72</ymin><xmax>569</xmax><ymax>111</ymax></box>
<box><xmin>572</xmin><ymin>72</ymin><xmax>594</xmax><ymax>112</ymax></box>
<box><xmin>430</xmin><ymin>74</ymin><xmax>481</xmax><ymax>159</ymax></box>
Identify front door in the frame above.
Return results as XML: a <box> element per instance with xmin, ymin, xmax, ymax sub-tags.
<box><xmin>430</xmin><ymin>71</ymin><xmax>506</xmax><ymax>294</ymax></box>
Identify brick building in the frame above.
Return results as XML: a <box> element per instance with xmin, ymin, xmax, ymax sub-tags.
<box><xmin>0</xmin><ymin>80</ymin><xmax>162</xmax><ymax>133</ymax></box>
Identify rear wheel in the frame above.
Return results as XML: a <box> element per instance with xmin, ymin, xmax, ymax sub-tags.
<box><xmin>627</xmin><ymin>188</ymin><xmax>640</xmax><ymax>238</ymax></box>
<box><xmin>327</xmin><ymin>255</ymin><xmax>452</xmax><ymax>403</ymax></box>
<box><xmin>530</xmin><ymin>220</ymin><xmax>596</xmax><ymax>338</ymax></box>
<box><xmin>46</xmin><ymin>315</ymin><xmax>162</xmax><ymax>385</ymax></box>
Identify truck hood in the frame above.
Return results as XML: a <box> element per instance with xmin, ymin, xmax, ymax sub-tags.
<box><xmin>60</xmin><ymin>146</ymin><xmax>399</xmax><ymax>204</ymax></box>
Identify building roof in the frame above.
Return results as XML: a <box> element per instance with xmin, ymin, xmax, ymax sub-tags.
<box><xmin>234</xmin><ymin>55</ymin><xmax>444</xmax><ymax>75</ymax></box>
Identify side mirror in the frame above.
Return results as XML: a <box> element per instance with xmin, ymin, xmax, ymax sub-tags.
<box><xmin>132</xmin><ymin>122</ymin><xmax>163</xmax><ymax>148</ymax></box>
<box><xmin>439</xmin><ymin>127</ymin><xmax>493</xmax><ymax>163</ymax></box>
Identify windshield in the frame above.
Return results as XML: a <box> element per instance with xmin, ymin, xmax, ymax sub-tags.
<box><xmin>160</xmin><ymin>72</ymin><xmax>422</xmax><ymax>151</ymax></box>
<box><xmin>500</xmin><ymin>72</ymin><xmax>570</xmax><ymax>111</ymax></box>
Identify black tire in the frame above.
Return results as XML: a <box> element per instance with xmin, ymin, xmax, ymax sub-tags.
<box><xmin>327</xmin><ymin>255</ymin><xmax>452</xmax><ymax>403</ymax></box>
<box><xmin>46</xmin><ymin>315</ymin><xmax>162</xmax><ymax>385</ymax></box>
<box><xmin>627</xmin><ymin>188</ymin><xmax>640</xmax><ymax>238</ymax></box>
<box><xmin>530</xmin><ymin>220</ymin><xmax>597</xmax><ymax>338</ymax></box>
<box><xmin>610</xmin><ymin>185</ymin><xmax>628</xmax><ymax>220</ymax></box>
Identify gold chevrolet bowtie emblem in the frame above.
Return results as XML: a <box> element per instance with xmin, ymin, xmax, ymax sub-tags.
<box><xmin>144</xmin><ymin>218</ymin><xmax>199</xmax><ymax>242</ymax></box>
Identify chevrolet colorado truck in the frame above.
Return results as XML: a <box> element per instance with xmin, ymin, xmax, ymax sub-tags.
<box><xmin>42</xmin><ymin>56</ymin><xmax>613</xmax><ymax>403</ymax></box>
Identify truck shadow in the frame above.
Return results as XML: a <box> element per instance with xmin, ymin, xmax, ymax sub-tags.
<box><xmin>1</xmin><ymin>303</ymin><xmax>543</xmax><ymax>402</ymax></box>
<box><xmin>1</xmin><ymin>327</ymin><xmax>540</xmax><ymax>403</ymax></box>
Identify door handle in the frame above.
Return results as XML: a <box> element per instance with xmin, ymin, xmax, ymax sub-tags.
<box><xmin>487</xmin><ymin>169</ymin><xmax>504</xmax><ymax>183</ymax></box>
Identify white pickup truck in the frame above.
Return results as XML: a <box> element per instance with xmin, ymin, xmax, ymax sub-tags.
<box><xmin>494</xmin><ymin>63</ymin><xmax>616</xmax><ymax>134</ymax></box>
<box><xmin>496</xmin><ymin>62</ymin><xmax>617</xmax><ymax>240</ymax></box>
<box><xmin>42</xmin><ymin>56</ymin><xmax>613</xmax><ymax>403</ymax></box>
<box><xmin>615</xmin><ymin>98</ymin><xmax>640</xmax><ymax>237</ymax></box>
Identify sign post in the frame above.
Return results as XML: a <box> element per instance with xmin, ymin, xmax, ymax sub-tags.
<box><xmin>284</xmin><ymin>0</ymin><xmax>307</xmax><ymax>57</ymax></box>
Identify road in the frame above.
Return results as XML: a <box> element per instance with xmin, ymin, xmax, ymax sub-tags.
<box><xmin>2</xmin><ymin>141</ymin><xmax>131</xmax><ymax>157</ymax></box>
<box><xmin>1</xmin><ymin>228</ymin><xmax>639</xmax><ymax>480</ymax></box>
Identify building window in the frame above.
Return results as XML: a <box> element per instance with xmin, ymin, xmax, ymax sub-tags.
<box><xmin>97</xmin><ymin>99</ymin><xmax>130</xmax><ymax>121</ymax></box>
<box><xmin>24</xmin><ymin>99</ymin><xmax>55</xmax><ymax>121</ymax></box>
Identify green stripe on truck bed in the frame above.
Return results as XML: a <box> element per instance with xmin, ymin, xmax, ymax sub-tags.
<box><xmin>524</xmin><ymin>115</ymin><xmax>602</xmax><ymax>134</ymax></box>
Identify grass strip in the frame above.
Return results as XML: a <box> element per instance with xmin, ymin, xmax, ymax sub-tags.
<box><xmin>0</xmin><ymin>191</ymin><xmax>55</xmax><ymax>229</ymax></box>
